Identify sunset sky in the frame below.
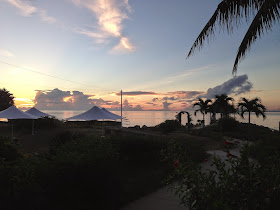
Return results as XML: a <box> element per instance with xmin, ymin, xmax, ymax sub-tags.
<box><xmin>1</xmin><ymin>0</ymin><xmax>280</xmax><ymax>111</ymax></box>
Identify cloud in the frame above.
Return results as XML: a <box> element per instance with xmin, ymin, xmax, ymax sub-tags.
<box><xmin>170</xmin><ymin>91</ymin><xmax>204</xmax><ymax>98</ymax></box>
<box><xmin>115</xmin><ymin>91</ymin><xmax>157</xmax><ymax>96</ymax></box>
<box><xmin>38</xmin><ymin>10</ymin><xmax>56</xmax><ymax>24</ymax></box>
<box><xmin>162</xmin><ymin>96</ymin><xmax>177</xmax><ymax>101</ymax></box>
<box><xmin>0</xmin><ymin>49</ymin><xmax>14</xmax><ymax>57</ymax></box>
<box><xmin>110</xmin><ymin>37</ymin><xmax>135</xmax><ymax>54</ymax></box>
<box><xmin>72</xmin><ymin>0</ymin><xmax>135</xmax><ymax>53</ymax></box>
<box><xmin>122</xmin><ymin>99</ymin><xmax>143</xmax><ymax>111</ymax></box>
<box><xmin>34</xmin><ymin>88</ymin><xmax>119</xmax><ymax>110</ymax></box>
<box><xmin>200</xmin><ymin>74</ymin><xmax>253</xmax><ymax>99</ymax></box>
<box><xmin>6</xmin><ymin>0</ymin><xmax>36</xmax><ymax>16</ymax></box>
<box><xmin>5</xmin><ymin>0</ymin><xmax>56</xmax><ymax>23</ymax></box>
<box><xmin>162</xmin><ymin>101</ymin><xmax>172</xmax><ymax>111</ymax></box>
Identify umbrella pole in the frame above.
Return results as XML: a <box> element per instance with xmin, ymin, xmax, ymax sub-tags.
<box><xmin>101</xmin><ymin>119</ymin><xmax>105</xmax><ymax>137</ymax></box>
<box><xmin>121</xmin><ymin>90</ymin><xmax>123</xmax><ymax>128</ymax></box>
<box><xmin>32</xmin><ymin>119</ymin><xmax>34</xmax><ymax>135</ymax></box>
<box><xmin>11</xmin><ymin>121</ymin><xmax>14</xmax><ymax>141</ymax></box>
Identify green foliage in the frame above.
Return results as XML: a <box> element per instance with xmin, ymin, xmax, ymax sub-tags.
<box><xmin>248</xmin><ymin>134</ymin><xmax>280</xmax><ymax>161</ymax></box>
<box><xmin>49</xmin><ymin>131</ymin><xmax>85</xmax><ymax>154</ymax></box>
<box><xmin>0</xmin><ymin>136</ymin><xmax>21</xmax><ymax>161</ymax></box>
<box><xmin>36</xmin><ymin>117</ymin><xmax>62</xmax><ymax>129</ymax></box>
<box><xmin>167</xmin><ymin>146</ymin><xmax>280</xmax><ymax>209</ymax></box>
<box><xmin>218</xmin><ymin>117</ymin><xmax>239</xmax><ymax>132</ymax></box>
<box><xmin>112</xmin><ymin>135</ymin><xmax>168</xmax><ymax>167</ymax></box>
<box><xmin>158</xmin><ymin>120</ymin><xmax>181</xmax><ymax>134</ymax></box>
<box><xmin>42</xmin><ymin>136</ymin><xmax>120</xmax><ymax>210</ymax></box>
<box><xmin>0</xmin><ymin>88</ymin><xmax>14</xmax><ymax>111</ymax></box>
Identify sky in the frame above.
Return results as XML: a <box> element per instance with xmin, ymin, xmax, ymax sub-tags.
<box><xmin>0</xmin><ymin>0</ymin><xmax>280</xmax><ymax>111</ymax></box>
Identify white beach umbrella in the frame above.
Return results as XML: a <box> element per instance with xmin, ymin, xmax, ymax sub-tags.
<box><xmin>0</xmin><ymin>106</ymin><xmax>38</xmax><ymax>138</ymax></box>
<box><xmin>25</xmin><ymin>107</ymin><xmax>53</xmax><ymax>118</ymax></box>
<box><xmin>101</xmin><ymin>108</ymin><xmax>122</xmax><ymax>120</ymax></box>
<box><xmin>66</xmin><ymin>106</ymin><xmax>116</xmax><ymax>121</ymax></box>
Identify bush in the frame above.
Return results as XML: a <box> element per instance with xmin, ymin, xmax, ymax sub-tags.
<box><xmin>218</xmin><ymin>117</ymin><xmax>239</xmax><ymax>132</ymax></box>
<box><xmin>49</xmin><ymin>131</ymin><xmax>85</xmax><ymax>154</ymax></box>
<box><xmin>0</xmin><ymin>136</ymin><xmax>21</xmax><ymax>161</ymax></box>
<box><xmin>167</xmin><ymin>145</ymin><xmax>280</xmax><ymax>209</ymax></box>
<box><xmin>111</xmin><ymin>135</ymin><xmax>168</xmax><ymax>167</ymax></box>
<box><xmin>158</xmin><ymin>120</ymin><xmax>181</xmax><ymax>134</ymax></box>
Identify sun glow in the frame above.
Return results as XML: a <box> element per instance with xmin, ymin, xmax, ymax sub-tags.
<box><xmin>63</xmin><ymin>96</ymin><xmax>74</xmax><ymax>103</ymax></box>
<box><xmin>14</xmin><ymin>98</ymin><xmax>35</xmax><ymax>109</ymax></box>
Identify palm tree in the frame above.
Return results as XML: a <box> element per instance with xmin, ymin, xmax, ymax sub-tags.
<box><xmin>187</xmin><ymin>1</ymin><xmax>280</xmax><ymax>74</ymax></box>
<box><xmin>193</xmin><ymin>98</ymin><xmax>212</xmax><ymax>126</ymax></box>
<box><xmin>212</xmin><ymin>94</ymin><xmax>234</xmax><ymax>118</ymax></box>
<box><xmin>238</xmin><ymin>97</ymin><xmax>266</xmax><ymax>123</ymax></box>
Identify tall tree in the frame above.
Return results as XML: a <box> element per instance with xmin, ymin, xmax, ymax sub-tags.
<box><xmin>193</xmin><ymin>98</ymin><xmax>212</xmax><ymax>126</ymax></box>
<box><xmin>212</xmin><ymin>94</ymin><xmax>234</xmax><ymax>118</ymax></box>
<box><xmin>0</xmin><ymin>88</ymin><xmax>14</xmax><ymax>111</ymax></box>
<box><xmin>187</xmin><ymin>0</ymin><xmax>280</xmax><ymax>74</ymax></box>
<box><xmin>238</xmin><ymin>97</ymin><xmax>266</xmax><ymax>123</ymax></box>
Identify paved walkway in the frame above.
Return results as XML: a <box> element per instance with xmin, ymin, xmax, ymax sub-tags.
<box><xmin>122</xmin><ymin>140</ymin><xmax>250</xmax><ymax>210</ymax></box>
<box><xmin>121</xmin><ymin>185</ymin><xmax>186</xmax><ymax>210</ymax></box>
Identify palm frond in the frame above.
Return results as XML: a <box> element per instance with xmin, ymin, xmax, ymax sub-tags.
<box><xmin>193</xmin><ymin>102</ymin><xmax>200</xmax><ymax>108</ymax></box>
<box><xmin>187</xmin><ymin>0</ymin><xmax>263</xmax><ymax>58</ymax></box>
<box><xmin>233</xmin><ymin>0</ymin><xmax>280</xmax><ymax>73</ymax></box>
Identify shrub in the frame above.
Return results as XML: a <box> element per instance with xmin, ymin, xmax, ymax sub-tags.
<box><xmin>158</xmin><ymin>120</ymin><xmax>181</xmax><ymax>134</ymax></box>
<box><xmin>0</xmin><ymin>136</ymin><xmax>21</xmax><ymax>161</ymax></box>
<box><xmin>167</xmin><ymin>145</ymin><xmax>280</xmax><ymax>210</ymax></box>
<box><xmin>218</xmin><ymin>117</ymin><xmax>239</xmax><ymax>132</ymax></box>
<box><xmin>111</xmin><ymin>135</ymin><xmax>168</xmax><ymax>167</ymax></box>
<box><xmin>49</xmin><ymin>131</ymin><xmax>85</xmax><ymax>154</ymax></box>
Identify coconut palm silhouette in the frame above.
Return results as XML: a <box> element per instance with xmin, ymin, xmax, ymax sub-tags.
<box><xmin>238</xmin><ymin>97</ymin><xmax>266</xmax><ymax>123</ymax></box>
<box><xmin>193</xmin><ymin>98</ymin><xmax>212</xmax><ymax>127</ymax></box>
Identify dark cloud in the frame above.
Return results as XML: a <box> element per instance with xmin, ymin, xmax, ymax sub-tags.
<box><xmin>168</xmin><ymin>91</ymin><xmax>204</xmax><ymax>99</ymax></box>
<box><xmin>200</xmin><ymin>74</ymin><xmax>253</xmax><ymax>99</ymax></box>
<box><xmin>34</xmin><ymin>88</ymin><xmax>119</xmax><ymax>110</ymax></box>
<box><xmin>115</xmin><ymin>91</ymin><xmax>157</xmax><ymax>96</ymax></box>
<box><xmin>122</xmin><ymin>99</ymin><xmax>143</xmax><ymax>111</ymax></box>
<box><xmin>162</xmin><ymin>96</ymin><xmax>177</xmax><ymax>101</ymax></box>
<box><xmin>152</xmin><ymin>98</ymin><xmax>159</xmax><ymax>102</ymax></box>
<box><xmin>162</xmin><ymin>101</ymin><xmax>172</xmax><ymax>111</ymax></box>
<box><xmin>146</xmin><ymin>102</ymin><xmax>157</xmax><ymax>107</ymax></box>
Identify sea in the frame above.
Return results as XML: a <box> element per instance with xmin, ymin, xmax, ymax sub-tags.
<box><xmin>43</xmin><ymin>110</ymin><xmax>280</xmax><ymax>131</ymax></box>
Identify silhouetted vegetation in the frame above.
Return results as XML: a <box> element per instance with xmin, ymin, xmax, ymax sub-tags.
<box><xmin>0</xmin><ymin>129</ymin><xmax>208</xmax><ymax>209</ymax></box>
<box><xmin>187</xmin><ymin>1</ymin><xmax>280</xmax><ymax>73</ymax></box>
<box><xmin>238</xmin><ymin>97</ymin><xmax>266</xmax><ymax>124</ymax></box>
<box><xmin>193</xmin><ymin>98</ymin><xmax>212</xmax><ymax>127</ymax></box>
<box><xmin>158</xmin><ymin>119</ymin><xmax>182</xmax><ymax>134</ymax></box>
<box><xmin>0</xmin><ymin>88</ymin><xmax>14</xmax><ymax>111</ymax></box>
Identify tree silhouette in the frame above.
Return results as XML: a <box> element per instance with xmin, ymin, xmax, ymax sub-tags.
<box><xmin>0</xmin><ymin>88</ymin><xmax>14</xmax><ymax>111</ymax></box>
<box><xmin>193</xmin><ymin>98</ymin><xmax>212</xmax><ymax>126</ymax></box>
<box><xmin>187</xmin><ymin>0</ymin><xmax>280</xmax><ymax>74</ymax></box>
<box><xmin>212</xmin><ymin>94</ymin><xmax>234</xmax><ymax>118</ymax></box>
<box><xmin>238</xmin><ymin>97</ymin><xmax>266</xmax><ymax>123</ymax></box>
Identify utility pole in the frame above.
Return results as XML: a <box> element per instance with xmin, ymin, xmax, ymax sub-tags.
<box><xmin>121</xmin><ymin>90</ymin><xmax>123</xmax><ymax>128</ymax></box>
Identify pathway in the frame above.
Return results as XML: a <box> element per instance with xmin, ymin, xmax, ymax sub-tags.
<box><xmin>121</xmin><ymin>139</ymin><xmax>250</xmax><ymax>210</ymax></box>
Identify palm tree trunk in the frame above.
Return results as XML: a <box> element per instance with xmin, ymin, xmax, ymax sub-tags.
<box><xmin>203</xmin><ymin>113</ymin><xmax>205</xmax><ymax>127</ymax></box>
<box><xmin>249</xmin><ymin>112</ymin><xmax>251</xmax><ymax>124</ymax></box>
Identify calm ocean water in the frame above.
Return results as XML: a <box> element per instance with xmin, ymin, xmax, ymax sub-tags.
<box><xmin>43</xmin><ymin>110</ymin><xmax>280</xmax><ymax>131</ymax></box>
